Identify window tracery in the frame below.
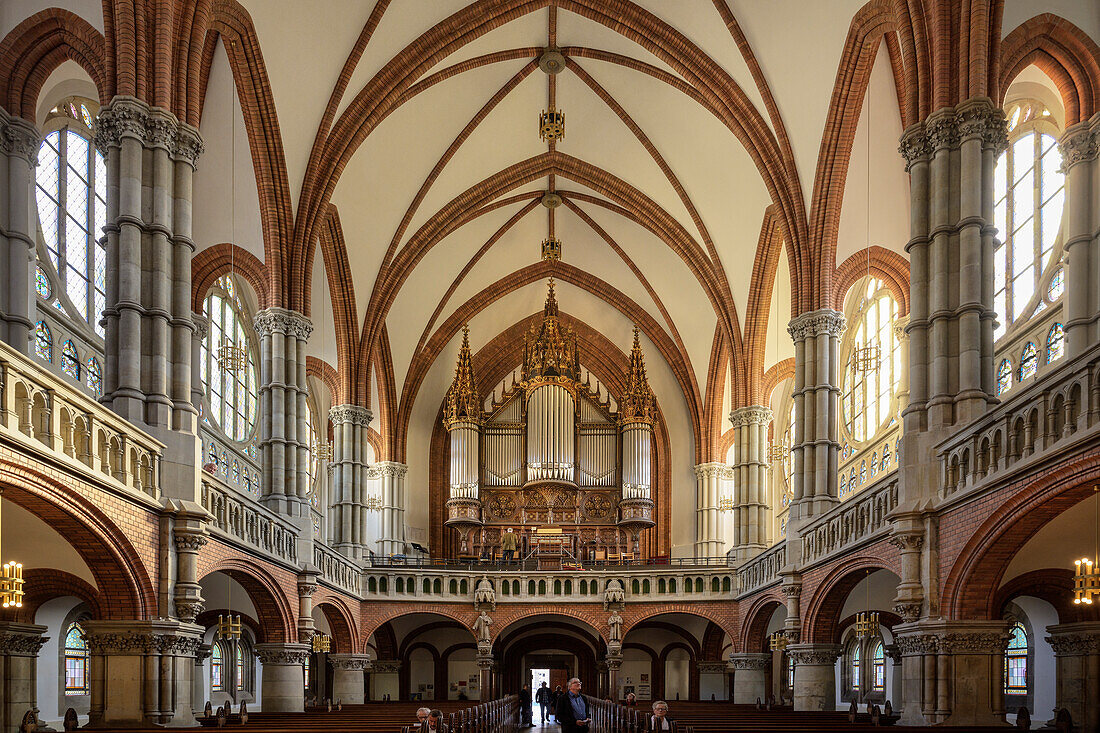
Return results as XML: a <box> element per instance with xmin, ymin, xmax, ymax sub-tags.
<box><xmin>61</xmin><ymin>340</ymin><xmax>79</xmax><ymax>379</ymax></box>
<box><xmin>1019</xmin><ymin>342</ymin><xmax>1038</xmax><ymax>382</ymax></box>
<box><xmin>200</xmin><ymin>276</ymin><xmax>259</xmax><ymax>443</ymax></box>
<box><xmin>993</xmin><ymin>100</ymin><xmax>1064</xmax><ymax>342</ymax></box>
<box><xmin>64</xmin><ymin>623</ymin><xmax>88</xmax><ymax>695</ymax></box>
<box><xmin>35</xmin><ymin>321</ymin><xmax>52</xmax><ymax>362</ymax></box>
<box><xmin>1046</xmin><ymin>323</ymin><xmax>1064</xmax><ymax>364</ymax></box>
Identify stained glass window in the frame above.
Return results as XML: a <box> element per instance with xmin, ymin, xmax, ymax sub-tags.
<box><xmin>87</xmin><ymin>357</ymin><xmax>102</xmax><ymax>397</ymax></box>
<box><xmin>997</xmin><ymin>359</ymin><xmax>1013</xmax><ymax>396</ymax></box>
<box><xmin>859</xmin><ymin>460</ymin><xmax>867</xmax><ymax>485</ymax></box>
<box><xmin>1019</xmin><ymin>342</ymin><xmax>1038</xmax><ymax>381</ymax></box>
<box><xmin>61</xmin><ymin>340</ymin><xmax>79</xmax><ymax>379</ymax></box>
<box><xmin>872</xmin><ymin>641</ymin><xmax>885</xmax><ymax>692</ymax></box>
<box><xmin>212</xmin><ymin>644</ymin><xmax>225</xmax><ymax>691</ymax></box>
<box><xmin>35</xmin><ymin>265</ymin><xmax>50</xmax><ymax>298</ymax></box>
<box><xmin>1047</xmin><ymin>267</ymin><xmax>1064</xmax><ymax>301</ymax></box>
<box><xmin>36</xmin><ymin>98</ymin><xmax>107</xmax><ymax>338</ymax></box>
<box><xmin>200</xmin><ymin>276</ymin><xmax>258</xmax><ymax>442</ymax></box>
<box><xmin>236</xmin><ymin>646</ymin><xmax>245</xmax><ymax>691</ymax></box>
<box><xmin>35</xmin><ymin>320</ymin><xmax>52</xmax><ymax>362</ymax></box>
<box><xmin>880</xmin><ymin>445</ymin><xmax>890</xmax><ymax>473</ymax></box>
<box><xmin>785</xmin><ymin>655</ymin><xmax>794</xmax><ymax>690</ymax></box>
<box><xmin>1047</xmin><ymin>323</ymin><xmax>1064</xmax><ymax>363</ymax></box>
<box><xmin>850</xmin><ymin>642</ymin><xmax>861</xmax><ymax>691</ymax></box>
<box><xmin>869</xmin><ymin>451</ymin><xmax>878</xmax><ymax>478</ymax></box>
<box><xmin>64</xmin><ymin>623</ymin><xmax>88</xmax><ymax>695</ymax></box>
<box><xmin>994</xmin><ymin>100</ymin><xmax>1064</xmax><ymax>341</ymax></box>
<box><xmin>1005</xmin><ymin>622</ymin><xmax>1028</xmax><ymax>695</ymax></box>
<box><xmin>842</xmin><ymin>279</ymin><xmax>900</xmax><ymax>443</ymax></box>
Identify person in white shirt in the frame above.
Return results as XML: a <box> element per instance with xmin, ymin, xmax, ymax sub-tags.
<box><xmin>649</xmin><ymin>701</ymin><xmax>675</xmax><ymax>730</ymax></box>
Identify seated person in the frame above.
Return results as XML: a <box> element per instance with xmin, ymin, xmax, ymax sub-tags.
<box><xmin>420</xmin><ymin>709</ymin><xmax>449</xmax><ymax>733</ymax></box>
<box><xmin>415</xmin><ymin>707</ymin><xmax>430</xmax><ymax>725</ymax></box>
<box><xmin>624</xmin><ymin>692</ymin><xmax>637</xmax><ymax>707</ymax></box>
<box><xmin>648</xmin><ymin>701</ymin><xmax>675</xmax><ymax>730</ymax></box>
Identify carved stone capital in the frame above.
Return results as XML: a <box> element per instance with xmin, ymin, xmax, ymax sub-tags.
<box><xmin>0</xmin><ymin>109</ymin><xmax>40</xmax><ymax>165</ymax></box>
<box><xmin>174</xmin><ymin>532</ymin><xmax>208</xmax><ymax>552</ymax></box>
<box><xmin>888</xmin><ymin>532</ymin><xmax>924</xmax><ymax>553</ymax></box>
<box><xmin>253</xmin><ymin>307</ymin><xmax>313</xmax><ymax>341</ymax></box>
<box><xmin>696</xmin><ymin>660</ymin><xmax>728</xmax><ymax>674</ymax></box>
<box><xmin>328</xmin><ymin>654</ymin><xmax>372</xmax><ymax>671</ymax></box>
<box><xmin>376</xmin><ymin>461</ymin><xmax>408</xmax><ymax>480</ymax></box>
<box><xmin>475</xmin><ymin>654</ymin><xmax>495</xmax><ymax>670</ymax></box>
<box><xmin>729</xmin><ymin>406</ymin><xmax>773</xmax><ymax>429</ymax></box>
<box><xmin>255</xmin><ymin>643</ymin><xmax>310</xmax><ymax>666</ymax></box>
<box><xmin>329</xmin><ymin>404</ymin><xmax>373</xmax><ymax>427</ymax></box>
<box><xmin>371</xmin><ymin>659</ymin><xmax>401</xmax><ymax>673</ymax></box>
<box><xmin>0</xmin><ymin>624</ymin><xmax>48</xmax><ymax>657</ymax></box>
<box><xmin>84</xmin><ymin>622</ymin><xmax>202</xmax><ymax>656</ymax></box>
<box><xmin>781</xmin><ymin>583</ymin><xmax>802</xmax><ymax>599</ymax></box>
<box><xmin>894</xmin><ymin>620</ymin><xmax>1010</xmax><ymax>656</ymax></box>
<box><xmin>727</xmin><ymin>653</ymin><xmax>770</xmax><ymax>671</ymax></box>
<box><xmin>936</xmin><ymin>631</ymin><xmax>1011</xmax><ymax>654</ymax></box>
<box><xmin>174</xmin><ymin>600</ymin><xmax>205</xmax><ymax>624</ymax></box>
<box><xmin>93</xmin><ymin>96</ymin><xmax>205</xmax><ymax>162</ymax></box>
<box><xmin>1060</xmin><ymin>123</ymin><xmax>1099</xmax><ymax>169</ymax></box>
<box><xmin>786</xmin><ymin>644</ymin><xmax>841</xmax><ymax>666</ymax></box>
<box><xmin>892</xmin><ymin>602</ymin><xmax>922</xmax><ymax>623</ymax></box>
<box><xmin>898</xmin><ymin>124</ymin><xmax>933</xmax><ymax>170</ymax></box>
<box><xmin>297</xmin><ymin>582</ymin><xmax>317</xmax><ymax>597</ymax></box>
<box><xmin>787</xmin><ymin>309</ymin><xmax>845</xmax><ymax>342</ymax></box>
<box><xmin>693</xmin><ymin>462</ymin><xmax>726</xmax><ymax>480</ymax></box>
<box><xmin>955</xmin><ymin>98</ymin><xmax>1007</xmax><ymax>153</ymax></box>
<box><xmin>893</xmin><ymin>632</ymin><xmax>939</xmax><ymax>656</ymax></box>
<box><xmin>1046</xmin><ymin>623</ymin><xmax>1100</xmax><ymax>656</ymax></box>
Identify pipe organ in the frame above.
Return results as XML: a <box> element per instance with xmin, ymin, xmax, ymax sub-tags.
<box><xmin>443</xmin><ymin>280</ymin><xmax>657</xmax><ymax>557</ymax></box>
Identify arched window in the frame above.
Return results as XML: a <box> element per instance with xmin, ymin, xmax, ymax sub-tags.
<box><xmin>869</xmin><ymin>451</ymin><xmax>878</xmax><ymax>479</ymax></box>
<box><xmin>785</xmin><ymin>654</ymin><xmax>794</xmax><ymax>691</ymax></box>
<box><xmin>64</xmin><ymin>623</ymin><xmax>88</xmax><ymax>695</ymax></box>
<box><xmin>1019</xmin><ymin>342</ymin><xmax>1038</xmax><ymax>381</ymax></box>
<box><xmin>849</xmin><ymin>641</ymin><xmax>861</xmax><ymax>692</ymax></box>
<box><xmin>61</xmin><ymin>340</ymin><xmax>79</xmax><ymax>379</ymax></box>
<box><xmin>1046</xmin><ymin>323</ymin><xmax>1064</xmax><ymax>364</ymax></box>
<box><xmin>997</xmin><ymin>359</ymin><xmax>1013</xmax><ymax>396</ymax></box>
<box><xmin>880</xmin><ymin>445</ymin><xmax>890</xmax><ymax>473</ymax></box>
<box><xmin>859</xmin><ymin>460</ymin><xmax>867</xmax><ymax>485</ymax></box>
<box><xmin>236</xmin><ymin>645</ymin><xmax>245</xmax><ymax>690</ymax></box>
<box><xmin>35</xmin><ymin>98</ymin><xmax>107</xmax><ymax>337</ymax></box>
<box><xmin>871</xmin><ymin>641</ymin><xmax>885</xmax><ymax>692</ymax></box>
<box><xmin>842</xmin><ymin>279</ymin><xmax>900</xmax><ymax>444</ymax></box>
<box><xmin>200</xmin><ymin>276</ymin><xmax>258</xmax><ymax>442</ymax></box>
<box><xmin>212</xmin><ymin>643</ymin><xmax>225</xmax><ymax>691</ymax></box>
<box><xmin>993</xmin><ymin>100</ymin><xmax>1064</xmax><ymax>341</ymax></box>
<box><xmin>87</xmin><ymin>357</ymin><xmax>102</xmax><ymax>397</ymax></box>
<box><xmin>35</xmin><ymin>320</ymin><xmax>52</xmax><ymax>362</ymax></box>
<box><xmin>1005</xmin><ymin>622</ymin><xmax>1028</xmax><ymax>696</ymax></box>
<box><xmin>35</xmin><ymin>265</ymin><xmax>51</xmax><ymax>299</ymax></box>
<box><xmin>1047</xmin><ymin>267</ymin><xmax>1064</xmax><ymax>301</ymax></box>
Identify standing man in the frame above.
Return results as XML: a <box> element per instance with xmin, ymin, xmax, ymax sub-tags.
<box><xmin>555</xmin><ymin>678</ymin><xmax>590</xmax><ymax>732</ymax></box>
<box><xmin>501</xmin><ymin>527</ymin><xmax>519</xmax><ymax>564</ymax></box>
<box><xmin>535</xmin><ymin>681</ymin><xmax>552</xmax><ymax>724</ymax></box>
<box><xmin>519</xmin><ymin>683</ymin><xmax>533</xmax><ymax>727</ymax></box>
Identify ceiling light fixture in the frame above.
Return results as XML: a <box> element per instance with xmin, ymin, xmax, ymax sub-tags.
<box><xmin>539</xmin><ymin>109</ymin><xmax>565</xmax><ymax>143</ymax></box>
<box><xmin>1074</xmin><ymin>486</ymin><xmax>1100</xmax><ymax>605</ymax></box>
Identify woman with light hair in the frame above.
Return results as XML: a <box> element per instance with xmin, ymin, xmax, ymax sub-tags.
<box><xmin>648</xmin><ymin>700</ymin><xmax>675</xmax><ymax>730</ymax></box>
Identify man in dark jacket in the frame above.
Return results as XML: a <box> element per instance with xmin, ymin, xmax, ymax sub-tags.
<box><xmin>519</xmin><ymin>683</ymin><xmax>532</xmax><ymax>727</ymax></box>
<box><xmin>554</xmin><ymin>678</ymin><xmax>590</xmax><ymax>733</ymax></box>
<box><xmin>535</xmin><ymin>681</ymin><xmax>552</xmax><ymax>723</ymax></box>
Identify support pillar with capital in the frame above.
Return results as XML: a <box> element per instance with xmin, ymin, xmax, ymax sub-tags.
<box><xmin>693</xmin><ymin>463</ymin><xmax>725</xmax><ymax>557</ymax></box>
<box><xmin>728</xmin><ymin>406</ymin><xmax>772</xmax><ymax>561</ymax></box>
<box><xmin>329</xmin><ymin>404</ymin><xmax>373</xmax><ymax>559</ymax></box>
<box><xmin>0</xmin><ymin>108</ymin><xmax>38</xmax><ymax>355</ymax></box>
<box><xmin>728</xmin><ymin>653</ymin><xmax>770</xmax><ymax>704</ymax></box>
<box><xmin>787</xmin><ymin>644</ymin><xmax>841</xmax><ymax>712</ymax></box>
<box><xmin>376</xmin><ymin>462</ymin><xmax>408</xmax><ymax>557</ymax></box>
<box><xmin>476</xmin><ymin>654</ymin><xmax>495</xmax><ymax>701</ymax></box>
<box><xmin>1046</xmin><ymin>622</ymin><xmax>1100</xmax><ymax>733</ymax></box>
<box><xmin>0</xmin><ymin>623</ymin><xmax>48</xmax><ymax>733</ymax></box>
<box><xmin>255</xmin><ymin>644</ymin><xmax>310</xmax><ymax>712</ymax></box>
<box><xmin>170</xmin><ymin>503</ymin><xmax>211</xmax><ymax>623</ymax></box>
<box><xmin>328</xmin><ymin>655</ymin><xmax>371</xmax><ymax>705</ymax></box>
<box><xmin>1056</xmin><ymin>113</ymin><xmax>1100</xmax><ymax>357</ymax></box>
<box><xmin>296</xmin><ymin>568</ymin><xmax>319</xmax><ymax>644</ymax></box>
<box><xmin>606</xmin><ymin>652</ymin><xmax>622</xmax><ymax>701</ymax></box>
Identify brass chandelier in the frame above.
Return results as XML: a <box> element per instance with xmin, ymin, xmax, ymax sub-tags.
<box><xmin>1074</xmin><ymin>486</ymin><xmax>1100</xmax><ymax>605</ymax></box>
<box><xmin>311</xmin><ymin>632</ymin><xmax>331</xmax><ymax>653</ymax></box>
<box><xmin>855</xmin><ymin>569</ymin><xmax>879</xmax><ymax>639</ymax></box>
<box><xmin>0</xmin><ymin>494</ymin><xmax>24</xmax><ymax>609</ymax></box>
<box><xmin>539</xmin><ymin>109</ymin><xmax>565</xmax><ymax>142</ymax></box>
<box><xmin>218</xmin><ymin>572</ymin><xmax>242</xmax><ymax>640</ymax></box>
<box><xmin>770</xmin><ymin>631</ymin><xmax>788</xmax><ymax>651</ymax></box>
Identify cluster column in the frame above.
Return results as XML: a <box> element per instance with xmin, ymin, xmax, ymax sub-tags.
<box><xmin>83</xmin><ymin>620</ymin><xmax>203</xmax><ymax>728</ymax></box>
<box><xmin>728</xmin><ymin>406</ymin><xmax>772</xmax><ymax>562</ymax></box>
<box><xmin>329</xmin><ymin>404</ymin><xmax>374</xmax><ymax>559</ymax></box>
<box><xmin>693</xmin><ymin>463</ymin><xmax>725</xmax><ymax>558</ymax></box>
<box><xmin>893</xmin><ymin>619</ymin><xmax>1010</xmax><ymax>726</ymax></box>
<box><xmin>171</xmin><ymin>507</ymin><xmax>210</xmax><ymax>623</ymax></box>
<box><xmin>0</xmin><ymin>623</ymin><xmax>48</xmax><ymax>733</ymax></box>
<box><xmin>94</xmin><ymin>96</ymin><xmax>204</xmax><ymax>501</ymax></box>
<box><xmin>376</xmin><ymin>461</ymin><xmax>408</xmax><ymax>557</ymax></box>
<box><xmin>1060</xmin><ymin>116</ymin><xmax>1100</xmax><ymax>357</ymax></box>
<box><xmin>786</xmin><ymin>310</ymin><xmax>845</xmax><ymax>520</ymax></box>
<box><xmin>255</xmin><ymin>644</ymin><xmax>309</xmax><ymax>712</ymax></box>
<box><xmin>0</xmin><ymin>109</ymin><xmax>38</xmax><ymax>354</ymax></box>
<box><xmin>254</xmin><ymin>307</ymin><xmax>313</xmax><ymax>518</ymax></box>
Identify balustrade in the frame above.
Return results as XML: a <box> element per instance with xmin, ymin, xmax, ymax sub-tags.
<box><xmin>314</xmin><ymin>541</ymin><xmax>361</xmax><ymax>595</ymax></box>
<box><xmin>799</xmin><ymin>474</ymin><xmax>898</xmax><ymax>568</ymax></box>
<box><xmin>737</xmin><ymin>543</ymin><xmax>786</xmax><ymax>596</ymax></box>
<box><xmin>201</xmin><ymin>474</ymin><xmax>298</xmax><ymax>564</ymax></box>
<box><xmin>0</xmin><ymin>339</ymin><xmax>162</xmax><ymax>501</ymax></box>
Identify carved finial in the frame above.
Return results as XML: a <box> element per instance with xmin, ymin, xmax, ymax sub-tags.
<box><xmin>443</xmin><ymin>324</ymin><xmax>480</xmax><ymax>428</ymax></box>
<box><xmin>621</xmin><ymin>325</ymin><xmax>655</xmax><ymax>426</ymax></box>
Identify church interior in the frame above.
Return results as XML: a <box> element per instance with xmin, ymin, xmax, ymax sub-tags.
<box><xmin>0</xmin><ymin>0</ymin><xmax>1099</xmax><ymax>731</ymax></box>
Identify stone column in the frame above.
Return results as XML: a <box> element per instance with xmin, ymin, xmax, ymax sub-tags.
<box><xmin>728</xmin><ymin>406</ymin><xmax>772</xmax><ymax>562</ymax></box>
<box><xmin>171</xmin><ymin>504</ymin><xmax>211</xmax><ymax>623</ymax></box>
<box><xmin>1047</xmin><ymin>622</ymin><xmax>1100</xmax><ymax>733</ymax></box>
<box><xmin>376</xmin><ymin>462</ymin><xmax>408</xmax><ymax>557</ymax></box>
<box><xmin>884</xmin><ymin>644</ymin><xmax>902</xmax><ymax>714</ymax></box>
<box><xmin>0</xmin><ymin>109</ymin><xmax>38</xmax><ymax>355</ymax></box>
<box><xmin>1059</xmin><ymin>115</ymin><xmax>1100</xmax><ymax>358</ymax></box>
<box><xmin>889</xmin><ymin>530</ymin><xmax>925</xmax><ymax>625</ymax></box>
<box><xmin>605</xmin><ymin>652</ymin><xmax>622</xmax><ymax>701</ymax></box>
<box><xmin>83</xmin><ymin>620</ymin><xmax>202</xmax><ymax>728</ymax></box>
<box><xmin>729</xmin><ymin>653</ymin><xmax>770</xmax><ymax>704</ymax></box>
<box><xmin>296</xmin><ymin>568</ymin><xmax>319</xmax><ymax>644</ymax></box>
<box><xmin>893</xmin><ymin>619</ymin><xmax>1010</xmax><ymax>726</ymax></box>
<box><xmin>0</xmin><ymin>623</ymin><xmax>48</xmax><ymax>733</ymax></box>
<box><xmin>193</xmin><ymin>645</ymin><xmax>211</xmax><ymax>715</ymax></box>
<box><xmin>254</xmin><ymin>307</ymin><xmax>313</xmax><ymax>520</ymax></box>
<box><xmin>476</xmin><ymin>654</ymin><xmax>495</xmax><ymax>701</ymax></box>
<box><xmin>781</xmin><ymin>576</ymin><xmax>803</xmax><ymax>644</ymax></box>
<box><xmin>787</xmin><ymin>644</ymin><xmax>840</xmax><ymax>712</ymax></box>
<box><xmin>94</xmin><ymin>96</ymin><xmax>204</xmax><ymax>501</ymax></box>
<box><xmin>328</xmin><ymin>655</ymin><xmax>370</xmax><ymax>705</ymax></box>
<box><xmin>693</xmin><ymin>463</ymin><xmax>724</xmax><ymax>557</ymax></box>
<box><xmin>255</xmin><ymin>643</ymin><xmax>309</xmax><ymax>712</ymax></box>
<box><xmin>329</xmin><ymin>404</ymin><xmax>373</xmax><ymax>559</ymax></box>
<box><xmin>786</xmin><ymin>310</ymin><xmax>845</xmax><ymax>520</ymax></box>
<box><xmin>898</xmin><ymin>99</ymin><xmax>1006</xmax><ymax>512</ymax></box>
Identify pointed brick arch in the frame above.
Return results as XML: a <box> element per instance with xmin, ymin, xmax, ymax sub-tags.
<box><xmin>191</xmin><ymin>243</ymin><xmax>270</xmax><ymax>313</ymax></box>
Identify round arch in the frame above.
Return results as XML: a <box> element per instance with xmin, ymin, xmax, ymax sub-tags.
<box><xmin>622</xmin><ymin>606</ymin><xmax>737</xmax><ymax>642</ymax></box>
<box><xmin>802</xmin><ymin>557</ymin><xmax>900</xmax><ymax>643</ymax></box>
<box><xmin>198</xmin><ymin>562</ymin><xmax>296</xmax><ymax>644</ymax></box>
<box><xmin>739</xmin><ymin>594</ymin><xmax>786</xmax><ymax>654</ymax></box>
<box><xmin>315</xmin><ymin>596</ymin><xmax>359</xmax><ymax>654</ymax></box>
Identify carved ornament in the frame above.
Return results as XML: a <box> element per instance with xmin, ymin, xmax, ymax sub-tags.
<box><xmin>0</xmin><ymin>632</ymin><xmax>47</xmax><ymax>656</ymax></box>
<box><xmin>329</xmin><ymin>405</ymin><xmax>373</xmax><ymax>427</ymax></box>
<box><xmin>255</xmin><ymin>645</ymin><xmax>310</xmax><ymax>666</ymax></box>
<box><xmin>787</xmin><ymin>309</ymin><xmax>845</xmax><ymax>342</ymax></box>
<box><xmin>328</xmin><ymin>655</ymin><xmax>372</xmax><ymax>671</ymax></box>
<box><xmin>729</xmin><ymin>406</ymin><xmax>773</xmax><ymax>429</ymax></box>
<box><xmin>1060</xmin><ymin>125</ymin><xmax>1099</xmax><ymax>169</ymax></box>
<box><xmin>727</xmin><ymin>656</ymin><xmax>770</xmax><ymax>671</ymax></box>
<box><xmin>253</xmin><ymin>307</ymin><xmax>313</xmax><ymax>341</ymax></box>
<box><xmin>371</xmin><ymin>659</ymin><xmax>402</xmax><ymax>674</ymax></box>
<box><xmin>174</xmin><ymin>533</ymin><xmax>208</xmax><ymax>552</ymax></box>
<box><xmin>0</xmin><ymin>111</ymin><xmax>40</xmax><ymax>165</ymax></box>
<box><xmin>1046</xmin><ymin>632</ymin><xmax>1100</xmax><ymax>656</ymax></box>
<box><xmin>786</xmin><ymin>645</ymin><xmax>841</xmax><ymax>666</ymax></box>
